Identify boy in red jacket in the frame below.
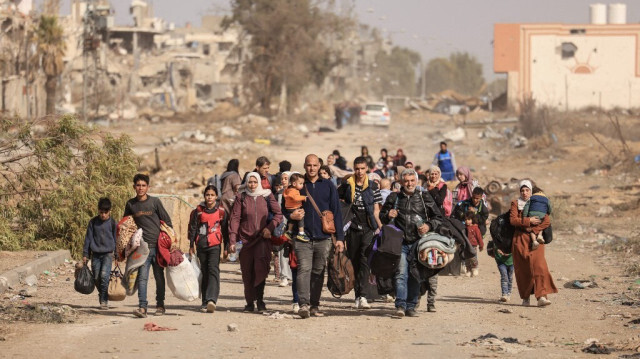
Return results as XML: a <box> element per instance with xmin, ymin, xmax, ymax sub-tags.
<box><xmin>464</xmin><ymin>211</ymin><xmax>484</xmax><ymax>277</ymax></box>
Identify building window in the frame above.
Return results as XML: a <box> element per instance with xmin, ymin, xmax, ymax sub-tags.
<box><xmin>561</xmin><ymin>42</ymin><xmax>577</xmax><ymax>59</ymax></box>
<box><xmin>218</xmin><ymin>42</ymin><xmax>232</xmax><ymax>51</ymax></box>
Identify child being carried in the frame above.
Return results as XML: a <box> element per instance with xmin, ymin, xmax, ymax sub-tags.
<box><xmin>284</xmin><ymin>173</ymin><xmax>310</xmax><ymax>242</ymax></box>
<box><xmin>522</xmin><ymin>186</ymin><xmax>552</xmax><ymax>250</ymax></box>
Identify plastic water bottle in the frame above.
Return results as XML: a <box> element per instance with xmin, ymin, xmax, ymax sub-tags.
<box><xmin>229</xmin><ymin>241</ymin><xmax>242</xmax><ymax>262</ymax></box>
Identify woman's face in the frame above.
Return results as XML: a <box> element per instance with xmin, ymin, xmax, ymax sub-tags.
<box><xmin>428</xmin><ymin>171</ymin><xmax>439</xmax><ymax>183</ymax></box>
<box><xmin>204</xmin><ymin>189</ymin><xmax>217</xmax><ymax>207</ymax></box>
<box><xmin>281</xmin><ymin>173</ymin><xmax>289</xmax><ymax>188</ymax></box>
<box><xmin>247</xmin><ymin>177</ymin><xmax>259</xmax><ymax>192</ymax></box>
<box><xmin>319</xmin><ymin>169</ymin><xmax>330</xmax><ymax>179</ymax></box>
<box><xmin>456</xmin><ymin>172</ymin><xmax>467</xmax><ymax>182</ymax></box>
<box><xmin>327</xmin><ymin>155</ymin><xmax>335</xmax><ymax>165</ymax></box>
<box><xmin>381</xmin><ymin>150</ymin><xmax>387</xmax><ymax>158</ymax></box>
<box><xmin>520</xmin><ymin>187</ymin><xmax>532</xmax><ymax>201</ymax></box>
<box><xmin>362</xmin><ymin>148</ymin><xmax>368</xmax><ymax>156</ymax></box>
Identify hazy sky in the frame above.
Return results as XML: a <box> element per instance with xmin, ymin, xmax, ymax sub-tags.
<box><xmin>53</xmin><ymin>0</ymin><xmax>640</xmax><ymax>80</ymax></box>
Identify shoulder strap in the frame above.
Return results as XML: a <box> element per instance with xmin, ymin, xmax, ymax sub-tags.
<box><xmin>305</xmin><ymin>184</ymin><xmax>323</xmax><ymax>217</ymax></box>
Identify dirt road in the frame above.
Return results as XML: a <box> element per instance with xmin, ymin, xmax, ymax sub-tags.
<box><xmin>2</xmin><ymin>110</ymin><xmax>640</xmax><ymax>357</ymax></box>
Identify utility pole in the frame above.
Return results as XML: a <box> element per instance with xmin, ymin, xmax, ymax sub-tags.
<box><xmin>82</xmin><ymin>0</ymin><xmax>108</xmax><ymax>121</ymax></box>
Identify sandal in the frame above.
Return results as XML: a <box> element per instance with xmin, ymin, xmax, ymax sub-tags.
<box><xmin>133</xmin><ymin>307</ymin><xmax>147</xmax><ymax>318</ymax></box>
<box><xmin>155</xmin><ymin>306</ymin><xmax>166</xmax><ymax>316</ymax></box>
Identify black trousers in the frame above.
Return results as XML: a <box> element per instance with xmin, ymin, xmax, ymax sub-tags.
<box><xmin>197</xmin><ymin>245</ymin><xmax>221</xmax><ymax>306</ymax></box>
<box><xmin>346</xmin><ymin>226</ymin><xmax>374</xmax><ymax>299</ymax></box>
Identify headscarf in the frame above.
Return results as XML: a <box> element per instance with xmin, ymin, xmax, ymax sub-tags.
<box><xmin>426</xmin><ymin>165</ymin><xmax>444</xmax><ymax>190</ymax></box>
<box><xmin>455</xmin><ymin>166</ymin><xmax>473</xmax><ymax>202</ymax></box>
<box><xmin>239</xmin><ymin>172</ymin><xmax>272</xmax><ymax>198</ymax></box>
<box><xmin>368</xmin><ymin>172</ymin><xmax>381</xmax><ymax>184</ymax></box>
<box><xmin>517</xmin><ymin>180</ymin><xmax>533</xmax><ymax>210</ymax></box>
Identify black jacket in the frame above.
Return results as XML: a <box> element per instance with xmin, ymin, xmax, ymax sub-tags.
<box><xmin>380</xmin><ymin>189</ymin><xmax>443</xmax><ymax>244</ymax></box>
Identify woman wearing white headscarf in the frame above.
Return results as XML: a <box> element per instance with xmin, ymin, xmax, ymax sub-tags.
<box><xmin>426</xmin><ymin>165</ymin><xmax>448</xmax><ymax>217</ymax></box>
<box><xmin>509</xmin><ymin>179</ymin><xmax>557</xmax><ymax>307</ymax></box>
<box><xmin>229</xmin><ymin>172</ymin><xmax>282</xmax><ymax>313</ymax></box>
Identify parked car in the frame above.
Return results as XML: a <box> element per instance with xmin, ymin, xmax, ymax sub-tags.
<box><xmin>360</xmin><ymin>102</ymin><xmax>391</xmax><ymax>126</ymax></box>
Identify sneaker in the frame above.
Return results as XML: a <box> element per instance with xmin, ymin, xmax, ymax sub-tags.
<box><xmin>296</xmin><ymin>233</ymin><xmax>310</xmax><ymax>242</ymax></box>
<box><xmin>383</xmin><ymin>294</ymin><xmax>395</xmax><ymax>303</ymax></box>
<box><xmin>354</xmin><ymin>297</ymin><xmax>361</xmax><ymax>309</ymax></box>
<box><xmin>292</xmin><ymin>303</ymin><xmax>300</xmax><ymax>314</ymax></box>
<box><xmin>531</xmin><ymin>240</ymin><xmax>540</xmax><ymax>250</ymax></box>
<box><xmin>536</xmin><ymin>234</ymin><xmax>545</xmax><ymax>244</ymax></box>
<box><xmin>405</xmin><ymin>308</ymin><xmax>419</xmax><ymax>317</ymax></box>
<box><xmin>279</xmin><ymin>278</ymin><xmax>289</xmax><ymax>287</ymax></box>
<box><xmin>257</xmin><ymin>301</ymin><xmax>267</xmax><ymax>313</ymax></box>
<box><xmin>298</xmin><ymin>304</ymin><xmax>310</xmax><ymax>319</ymax></box>
<box><xmin>284</xmin><ymin>231</ymin><xmax>293</xmax><ymax>240</ymax></box>
<box><xmin>472</xmin><ymin>269</ymin><xmax>479</xmax><ymax>277</ymax></box>
<box><xmin>310</xmin><ymin>306</ymin><xmax>324</xmax><ymax>317</ymax></box>
<box><xmin>243</xmin><ymin>304</ymin><xmax>255</xmax><ymax>313</ymax></box>
<box><xmin>394</xmin><ymin>307</ymin><xmax>406</xmax><ymax>318</ymax></box>
<box><xmin>359</xmin><ymin>297</ymin><xmax>371</xmax><ymax>309</ymax></box>
<box><xmin>522</xmin><ymin>298</ymin><xmax>531</xmax><ymax>307</ymax></box>
<box><xmin>500</xmin><ymin>295</ymin><xmax>509</xmax><ymax>302</ymax></box>
<box><xmin>100</xmin><ymin>302</ymin><xmax>109</xmax><ymax>310</ymax></box>
<box><xmin>199</xmin><ymin>306</ymin><xmax>207</xmax><ymax>313</ymax></box>
<box><xmin>154</xmin><ymin>306</ymin><xmax>165</xmax><ymax>316</ymax></box>
<box><xmin>465</xmin><ymin>270</ymin><xmax>472</xmax><ymax>277</ymax></box>
<box><xmin>133</xmin><ymin>307</ymin><xmax>147</xmax><ymax>318</ymax></box>
<box><xmin>537</xmin><ymin>297</ymin><xmax>551</xmax><ymax>306</ymax></box>
<box><xmin>427</xmin><ymin>304</ymin><xmax>436</xmax><ymax>312</ymax></box>
<box><xmin>206</xmin><ymin>301</ymin><xmax>216</xmax><ymax>313</ymax></box>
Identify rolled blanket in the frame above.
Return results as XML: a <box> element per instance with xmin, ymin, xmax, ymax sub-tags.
<box><xmin>116</xmin><ymin>216</ymin><xmax>138</xmax><ymax>261</ymax></box>
<box><xmin>417</xmin><ymin>233</ymin><xmax>456</xmax><ymax>254</ymax></box>
<box><xmin>125</xmin><ymin>228</ymin><xmax>143</xmax><ymax>259</ymax></box>
<box><xmin>416</xmin><ymin>233</ymin><xmax>456</xmax><ymax>269</ymax></box>
<box><xmin>122</xmin><ymin>240</ymin><xmax>149</xmax><ymax>296</ymax></box>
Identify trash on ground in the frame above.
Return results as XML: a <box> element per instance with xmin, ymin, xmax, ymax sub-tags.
<box><xmin>143</xmin><ymin>322</ymin><xmax>177</xmax><ymax>331</ymax></box>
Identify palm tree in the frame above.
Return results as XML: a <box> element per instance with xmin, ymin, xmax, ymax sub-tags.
<box><xmin>33</xmin><ymin>15</ymin><xmax>66</xmax><ymax>115</ymax></box>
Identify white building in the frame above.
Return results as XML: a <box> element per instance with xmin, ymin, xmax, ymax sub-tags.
<box><xmin>494</xmin><ymin>3</ymin><xmax>640</xmax><ymax>110</ymax></box>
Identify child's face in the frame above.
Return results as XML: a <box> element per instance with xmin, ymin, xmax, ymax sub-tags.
<box><xmin>457</xmin><ymin>173</ymin><xmax>467</xmax><ymax>182</ymax></box>
<box><xmin>294</xmin><ymin>178</ymin><xmax>304</xmax><ymax>190</ymax></box>
<box><xmin>319</xmin><ymin>170</ymin><xmax>330</xmax><ymax>179</ymax></box>
<box><xmin>204</xmin><ymin>189</ymin><xmax>217</xmax><ymax>207</ymax></box>
<box><xmin>465</xmin><ymin>218</ymin><xmax>472</xmax><ymax>226</ymax></box>
<box><xmin>134</xmin><ymin>180</ymin><xmax>149</xmax><ymax>198</ymax></box>
<box><xmin>99</xmin><ymin>210</ymin><xmax>111</xmax><ymax>221</ymax></box>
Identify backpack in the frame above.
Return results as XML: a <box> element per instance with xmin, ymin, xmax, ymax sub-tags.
<box><xmin>489</xmin><ymin>211</ymin><xmax>515</xmax><ymax>253</ymax></box>
<box><xmin>366</xmin><ymin>224</ymin><xmax>403</xmax><ymax>278</ymax></box>
<box><xmin>207</xmin><ymin>174</ymin><xmax>222</xmax><ymax>192</ymax></box>
<box><xmin>326</xmin><ymin>238</ymin><xmax>355</xmax><ymax>298</ymax></box>
<box><xmin>437</xmin><ymin>182</ymin><xmax>453</xmax><ymax>217</ymax></box>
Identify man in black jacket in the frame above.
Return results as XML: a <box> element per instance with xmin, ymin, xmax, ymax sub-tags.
<box><xmin>380</xmin><ymin>169</ymin><xmax>443</xmax><ymax>317</ymax></box>
<box><xmin>338</xmin><ymin>157</ymin><xmax>383</xmax><ymax>310</ymax></box>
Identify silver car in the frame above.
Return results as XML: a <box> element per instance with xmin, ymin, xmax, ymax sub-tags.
<box><xmin>360</xmin><ymin>102</ymin><xmax>391</xmax><ymax>127</ymax></box>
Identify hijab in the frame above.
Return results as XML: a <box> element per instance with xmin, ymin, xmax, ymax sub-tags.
<box><xmin>455</xmin><ymin>166</ymin><xmax>473</xmax><ymax>202</ymax></box>
<box><xmin>426</xmin><ymin>165</ymin><xmax>444</xmax><ymax>190</ymax></box>
<box><xmin>517</xmin><ymin>180</ymin><xmax>533</xmax><ymax>210</ymax></box>
<box><xmin>239</xmin><ymin>172</ymin><xmax>272</xmax><ymax>198</ymax></box>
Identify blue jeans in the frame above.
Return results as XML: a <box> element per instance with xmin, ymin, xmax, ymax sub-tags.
<box><xmin>91</xmin><ymin>252</ymin><xmax>112</xmax><ymax>304</ymax></box>
<box><xmin>395</xmin><ymin>244</ymin><xmax>420</xmax><ymax>311</ymax></box>
<box><xmin>498</xmin><ymin>263</ymin><xmax>514</xmax><ymax>295</ymax></box>
<box><xmin>136</xmin><ymin>247</ymin><xmax>165</xmax><ymax>309</ymax></box>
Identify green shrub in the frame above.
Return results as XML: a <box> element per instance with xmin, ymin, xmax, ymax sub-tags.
<box><xmin>0</xmin><ymin>115</ymin><xmax>138</xmax><ymax>258</ymax></box>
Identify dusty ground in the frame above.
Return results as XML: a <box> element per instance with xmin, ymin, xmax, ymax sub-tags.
<box><xmin>0</xmin><ymin>251</ymin><xmax>48</xmax><ymax>274</ymax></box>
<box><xmin>1</xmin><ymin>106</ymin><xmax>640</xmax><ymax>357</ymax></box>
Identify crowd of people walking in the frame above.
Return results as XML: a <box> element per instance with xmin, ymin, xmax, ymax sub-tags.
<box><xmin>82</xmin><ymin>144</ymin><xmax>557</xmax><ymax>319</ymax></box>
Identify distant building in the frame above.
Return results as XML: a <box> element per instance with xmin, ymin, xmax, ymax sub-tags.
<box><xmin>494</xmin><ymin>4</ymin><xmax>640</xmax><ymax>110</ymax></box>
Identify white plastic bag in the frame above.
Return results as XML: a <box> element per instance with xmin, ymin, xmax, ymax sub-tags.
<box><xmin>189</xmin><ymin>254</ymin><xmax>202</xmax><ymax>294</ymax></box>
<box><xmin>166</xmin><ymin>254</ymin><xmax>199</xmax><ymax>301</ymax></box>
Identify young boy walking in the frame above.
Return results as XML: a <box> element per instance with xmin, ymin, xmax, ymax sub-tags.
<box><xmin>82</xmin><ymin>198</ymin><xmax>117</xmax><ymax>309</ymax></box>
<box><xmin>487</xmin><ymin>241</ymin><xmax>514</xmax><ymax>302</ymax></box>
<box><xmin>124</xmin><ymin>173</ymin><xmax>173</xmax><ymax>318</ymax></box>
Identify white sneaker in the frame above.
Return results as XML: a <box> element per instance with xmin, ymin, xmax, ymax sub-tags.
<box><xmin>279</xmin><ymin>278</ymin><xmax>289</xmax><ymax>287</ymax></box>
<box><xmin>499</xmin><ymin>295</ymin><xmax>508</xmax><ymax>302</ymax></box>
<box><xmin>292</xmin><ymin>303</ymin><xmax>300</xmax><ymax>314</ymax></box>
<box><xmin>537</xmin><ymin>297</ymin><xmax>551</xmax><ymax>306</ymax></box>
<box><xmin>465</xmin><ymin>270</ymin><xmax>472</xmax><ymax>277</ymax></box>
<box><xmin>531</xmin><ymin>240</ymin><xmax>540</xmax><ymax>250</ymax></box>
<box><xmin>472</xmin><ymin>269</ymin><xmax>479</xmax><ymax>277</ymax></box>
<box><xmin>359</xmin><ymin>297</ymin><xmax>371</xmax><ymax>309</ymax></box>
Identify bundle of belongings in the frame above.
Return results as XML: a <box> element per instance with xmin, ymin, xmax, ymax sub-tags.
<box><xmin>409</xmin><ymin>217</ymin><xmax>476</xmax><ymax>284</ymax></box>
